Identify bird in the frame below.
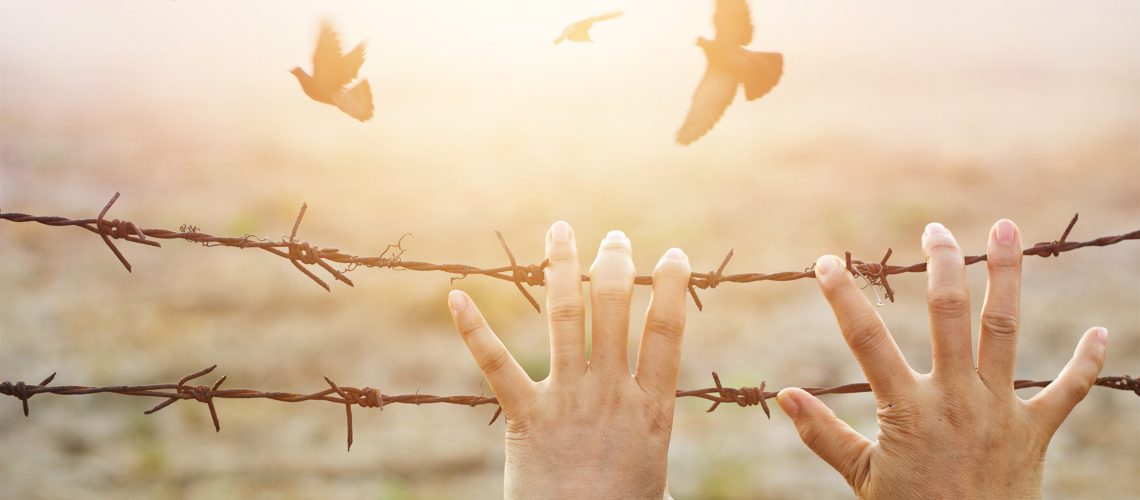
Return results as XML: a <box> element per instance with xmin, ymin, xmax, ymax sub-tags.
<box><xmin>290</xmin><ymin>20</ymin><xmax>374</xmax><ymax>122</ymax></box>
<box><xmin>675</xmin><ymin>0</ymin><xmax>783</xmax><ymax>145</ymax></box>
<box><xmin>554</xmin><ymin>11</ymin><xmax>623</xmax><ymax>44</ymax></box>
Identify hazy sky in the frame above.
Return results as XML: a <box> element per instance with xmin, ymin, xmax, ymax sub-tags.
<box><xmin>1</xmin><ymin>1</ymin><xmax>1137</xmax><ymax>161</ymax></box>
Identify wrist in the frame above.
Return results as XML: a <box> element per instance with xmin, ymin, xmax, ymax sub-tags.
<box><xmin>504</xmin><ymin>457</ymin><xmax>667</xmax><ymax>499</ymax></box>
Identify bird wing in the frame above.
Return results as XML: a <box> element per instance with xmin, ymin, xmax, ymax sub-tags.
<box><xmin>713</xmin><ymin>0</ymin><xmax>754</xmax><ymax>46</ymax></box>
<box><xmin>313</xmin><ymin>21</ymin><xmax>344</xmax><ymax>80</ymax></box>
<box><xmin>338</xmin><ymin>42</ymin><xmax>367</xmax><ymax>85</ymax></box>
<box><xmin>588</xmin><ymin>11</ymin><xmax>624</xmax><ymax>23</ymax></box>
<box><xmin>675</xmin><ymin>67</ymin><xmax>738</xmax><ymax>145</ymax></box>
<box><xmin>741</xmin><ymin>51</ymin><xmax>783</xmax><ymax>101</ymax></box>
<box><xmin>313</xmin><ymin>21</ymin><xmax>366</xmax><ymax>90</ymax></box>
<box><xmin>334</xmin><ymin>79</ymin><xmax>374</xmax><ymax>122</ymax></box>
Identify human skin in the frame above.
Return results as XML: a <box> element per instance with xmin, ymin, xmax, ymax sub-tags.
<box><xmin>446</xmin><ymin>221</ymin><xmax>690</xmax><ymax>499</ymax></box>
<box><xmin>776</xmin><ymin>219</ymin><xmax>1108</xmax><ymax>499</ymax></box>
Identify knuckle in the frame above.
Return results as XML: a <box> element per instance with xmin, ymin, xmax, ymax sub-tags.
<box><xmin>844</xmin><ymin>318</ymin><xmax>886</xmax><ymax>353</ymax></box>
<box><xmin>600</xmin><ymin>389</ymin><xmax>625</xmax><ymax>412</ymax></box>
<box><xmin>798</xmin><ymin>421</ymin><xmax>826</xmax><ymax>451</ymax></box>
<box><xmin>877</xmin><ymin>403</ymin><xmax>921</xmax><ymax>434</ymax></box>
<box><xmin>547</xmin><ymin>299</ymin><xmax>583</xmax><ymax>324</ymax></box>
<box><xmin>926</xmin><ymin>240</ymin><xmax>962</xmax><ymax>256</ymax></box>
<box><xmin>477</xmin><ymin>349</ymin><xmax>510</xmax><ymax>375</ymax></box>
<box><xmin>1062</xmin><ymin>380</ymin><xmax>1092</xmax><ymax>406</ymax></box>
<box><xmin>593</xmin><ymin>282</ymin><xmax>632</xmax><ymax>304</ymax></box>
<box><xmin>927</xmin><ymin>290</ymin><xmax>970</xmax><ymax>317</ymax></box>
<box><xmin>457</xmin><ymin>318</ymin><xmax>483</xmax><ymax>339</ymax></box>
<box><xmin>546</xmin><ymin>250</ymin><xmax>577</xmax><ymax>265</ymax></box>
<box><xmin>645</xmin><ymin>314</ymin><xmax>685</xmax><ymax>342</ymax></box>
<box><xmin>981</xmin><ymin>311</ymin><xmax>1020</xmax><ymax>339</ymax></box>
<box><xmin>938</xmin><ymin>401</ymin><xmax>977</xmax><ymax>430</ymax></box>
<box><xmin>644</xmin><ymin>403</ymin><xmax>674</xmax><ymax>436</ymax></box>
<box><xmin>987</xmin><ymin>253</ymin><xmax>1020</xmax><ymax>271</ymax></box>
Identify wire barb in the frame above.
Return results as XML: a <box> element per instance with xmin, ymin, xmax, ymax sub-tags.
<box><xmin>3</xmin><ymin>368</ymin><xmax>1135</xmax><ymax>450</ymax></box>
<box><xmin>142</xmin><ymin>365</ymin><xmax>225</xmax><ymax>432</ymax></box>
<box><xmin>3</xmin><ymin>197</ymin><xmax>1138</xmax><ymax>310</ymax></box>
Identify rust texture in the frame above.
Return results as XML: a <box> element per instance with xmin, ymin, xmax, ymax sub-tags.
<box><xmin>1</xmin><ymin>368</ymin><xmax>1136</xmax><ymax>451</ymax></box>
<box><xmin>3</xmin><ymin>194</ymin><xmax>1139</xmax><ymax>450</ymax></box>
<box><xmin>2</xmin><ymin>193</ymin><xmax>1137</xmax><ymax>311</ymax></box>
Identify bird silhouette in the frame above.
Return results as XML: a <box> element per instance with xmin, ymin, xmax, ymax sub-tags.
<box><xmin>291</xmin><ymin>20</ymin><xmax>374</xmax><ymax>122</ymax></box>
<box><xmin>554</xmin><ymin>11</ymin><xmax>623</xmax><ymax>44</ymax></box>
<box><xmin>675</xmin><ymin>0</ymin><xmax>782</xmax><ymax>145</ymax></box>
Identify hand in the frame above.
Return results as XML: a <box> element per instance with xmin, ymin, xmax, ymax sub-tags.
<box><xmin>447</xmin><ymin>221</ymin><xmax>691</xmax><ymax>499</ymax></box>
<box><xmin>777</xmin><ymin>219</ymin><xmax>1108</xmax><ymax>499</ymax></box>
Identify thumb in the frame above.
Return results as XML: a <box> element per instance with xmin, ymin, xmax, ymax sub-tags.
<box><xmin>777</xmin><ymin>388</ymin><xmax>873</xmax><ymax>490</ymax></box>
<box><xmin>1028</xmin><ymin>326</ymin><xmax>1108</xmax><ymax>436</ymax></box>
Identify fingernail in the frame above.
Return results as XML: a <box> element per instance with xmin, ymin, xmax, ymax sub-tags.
<box><xmin>996</xmin><ymin>219</ymin><xmax>1016</xmax><ymax>245</ymax></box>
<box><xmin>551</xmin><ymin>221</ymin><xmax>570</xmax><ymax>243</ymax></box>
<box><xmin>1093</xmin><ymin>327</ymin><xmax>1108</xmax><ymax>345</ymax></box>
<box><xmin>815</xmin><ymin>255</ymin><xmax>841</xmax><ymax>277</ymax></box>
<box><xmin>601</xmin><ymin>230</ymin><xmax>629</xmax><ymax>250</ymax></box>
<box><xmin>663</xmin><ymin>247</ymin><xmax>686</xmax><ymax>261</ymax></box>
<box><xmin>925</xmin><ymin>222</ymin><xmax>949</xmax><ymax>237</ymax></box>
<box><xmin>448</xmin><ymin>290</ymin><xmax>468</xmax><ymax>313</ymax></box>
<box><xmin>777</xmin><ymin>389</ymin><xmax>800</xmax><ymax>418</ymax></box>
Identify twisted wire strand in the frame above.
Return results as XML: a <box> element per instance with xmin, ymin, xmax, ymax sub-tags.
<box><xmin>3</xmin><ymin>193</ymin><xmax>1138</xmax><ymax>311</ymax></box>
<box><xmin>2</xmin><ymin>367</ymin><xmax>1136</xmax><ymax>451</ymax></box>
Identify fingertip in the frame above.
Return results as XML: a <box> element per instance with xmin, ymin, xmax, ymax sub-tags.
<box><xmin>1078</xmin><ymin>327</ymin><xmax>1108</xmax><ymax>369</ymax></box>
<box><xmin>656</xmin><ymin>247</ymin><xmax>691</xmax><ymax>273</ymax></box>
<box><xmin>1029</xmin><ymin>326</ymin><xmax>1110</xmax><ymax>432</ymax></box>
<box><xmin>549</xmin><ymin>220</ymin><xmax>572</xmax><ymax>243</ymax></box>
<box><xmin>448</xmin><ymin>289</ymin><xmax>468</xmax><ymax>314</ymax></box>
<box><xmin>991</xmin><ymin>219</ymin><xmax>1020</xmax><ymax>247</ymax></box>
<box><xmin>599</xmin><ymin>229</ymin><xmax>631</xmax><ymax>251</ymax></box>
<box><xmin>545</xmin><ymin>221</ymin><xmax>579</xmax><ymax>264</ymax></box>
<box><xmin>814</xmin><ymin>255</ymin><xmax>845</xmax><ymax>284</ymax></box>
<box><xmin>922</xmin><ymin>222</ymin><xmax>960</xmax><ymax>255</ymax></box>
<box><xmin>662</xmin><ymin>247</ymin><xmax>688</xmax><ymax>263</ymax></box>
<box><xmin>777</xmin><ymin>388</ymin><xmax>802</xmax><ymax>418</ymax></box>
<box><xmin>1091</xmin><ymin>326</ymin><xmax>1109</xmax><ymax>347</ymax></box>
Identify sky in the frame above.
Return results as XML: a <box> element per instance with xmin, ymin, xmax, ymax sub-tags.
<box><xmin>1</xmin><ymin>0</ymin><xmax>1137</xmax><ymax>162</ymax></box>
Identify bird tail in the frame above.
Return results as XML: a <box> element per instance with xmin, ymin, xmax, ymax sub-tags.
<box><xmin>554</xmin><ymin>35</ymin><xmax>565</xmax><ymax>45</ymax></box>
<box><xmin>740</xmin><ymin>51</ymin><xmax>783</xmax><ymax>101</ymax></box>
<box><xmin>335</xmin><ymin>79</ymin><xmax>374</xmax><ymax>122</ymax></box>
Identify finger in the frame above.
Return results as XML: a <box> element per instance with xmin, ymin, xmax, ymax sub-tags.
<box><xmin>815</xmin><ymin>255</ymin><xmax>917</xmax><ymax>401</ymax></box>
<box><xmin>1028</xmin><ymin>327</ymin><xmax>1107</xmax><ymax>435</ymax></box>
<box><xmin>977</xmin><ymin>219</ymin><xmax>1023</xmax><ymax>387</ymax></box>
<box><xmin>922</xmin><ymin>222</ymin><xmax>974</xmax><ymax>379</ymax></box>
<box><xmin>545</xmin><ymin>221</ymin><xmax>587</xmax><ymax>380</ymax></box>
<box><xmin>448</xmin><ymin>290</ymin><xmax>537</xmax><ymax>410</ymax></box>
<box><xmin>635</xmin><ymin>248</ymin><xmax>691</xmax><ymax>399</ymax></box>
<box><xmin>588</xmin><ymin>230</ymin><xmax>636</xmax><ymax>376</ymax></box>
<box><xmin>777</xmin><ymin>388</ymin><xmax>873</xmax><ymax>490</ymax></box>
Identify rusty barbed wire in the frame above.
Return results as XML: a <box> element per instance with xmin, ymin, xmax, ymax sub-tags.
<box><xmin>2</xmin><ymin>193</ymin><xmax>1138</xmax><ymax>311</ymax></box>
<box><xmin>2</xmin><ymin>367</ymin><xmax>1136</xmax><ymax>451</ymax></box>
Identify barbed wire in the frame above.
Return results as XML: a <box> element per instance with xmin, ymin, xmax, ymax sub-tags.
<box><xmin>3</xmin><ymin>195</ymin><xmax>1139</xmax><ymax>450</ymax></box>
<box><xmin>1</xmin><ymin>367</ymin><xmax>1136</xmax><ymax>450</ymax></box>
<box><xmin>3</xmin><ymin>193</ymin><xmax>1138</xmax><ymax>311</ymax></box>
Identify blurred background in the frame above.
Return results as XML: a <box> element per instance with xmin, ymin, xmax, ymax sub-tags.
<box><xmin>1</xmin><ymin>0</ymin><xmax>1137</xmax><ymax>498</ymax></box>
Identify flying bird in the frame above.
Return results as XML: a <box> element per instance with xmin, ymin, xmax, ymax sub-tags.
<box><xmin>291</xmin><ymin>20</ymin><xmax>374</xmax><ymax>122</ymax></box>
<box><xmin>554</xmin><ymin>11</ymin><xmax>623</xmax><ymax>44</ymax></box>
<box><xmin>675</xmin><ymin>0</ymin><xmax>783</xmax><ymax>145</ymax></box>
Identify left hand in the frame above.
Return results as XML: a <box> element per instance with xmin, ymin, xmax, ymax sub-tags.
<box><xmin>447</xmin><ymin>222</ymin><xmax>691</xmax><ymax>499</ymax></box>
